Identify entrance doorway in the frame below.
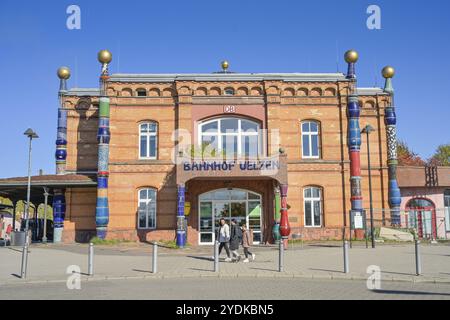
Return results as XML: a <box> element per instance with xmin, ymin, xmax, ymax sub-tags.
<box><xmin>406</xmin><ymin>198</ymin><xmax>437</xmax><ymax>240</ymax></box>
<box><xmin>198</xmin><ymin>189</ymin><xmax>262</xmax><ymax>245</ymax></box>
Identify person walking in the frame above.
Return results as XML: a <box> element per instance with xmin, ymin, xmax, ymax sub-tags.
<box><xmin>229</xmin><ymin>219</ymin><xmax>242</xmax><ymax>262</ymax></box>
<box><xmin>241</xmin><ymin>223</ymin><xmax>256</xmax><ymax>263</ymax></box>
<box><xmin>216</xmin><ymin>218</ymin><xmax>231</xmax><ymax>262</ymax></box>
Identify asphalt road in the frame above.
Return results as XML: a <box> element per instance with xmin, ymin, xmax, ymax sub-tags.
<box><xmin>1</xmin><ymin>277</ymin><xmax>450</xmax><ymax>300</ymax></box>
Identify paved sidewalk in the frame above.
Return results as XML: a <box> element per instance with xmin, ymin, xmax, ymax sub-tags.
<box><xmin>1</xmin><ymin>242</ymin><xmax>450</xmax><ymax>285</ymax></box>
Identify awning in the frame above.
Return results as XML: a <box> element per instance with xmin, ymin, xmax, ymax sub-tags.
<box><xmin>0</xmin><ymin>174</ymin><xmax>97</xmax><ymax>204</ymax></box>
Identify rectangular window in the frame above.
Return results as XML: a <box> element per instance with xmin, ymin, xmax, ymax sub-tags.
<box><xmin>301</xmin><ymin>121</ymin><xmax>320</xmax><ymax>159</ymax></box>
<box><xmin>304</xmin><ymin>187</ymin><xmax>322</xmax><ymax>227</ymax></box>
<box><xmin>305</xmin><ymin>201</ymin><xmax>312</xmax><ymax>226</ymax></box>
<box><xmin>139</xmin><ymin>122</ymin><xmax>158</xmax><ymax>159</ymax></box>
<box><xmin>138</xmin><ymin>189</ymin><xmax>157</xmax><ymax>229</ymax></box>
<box><xmin>140</xmin><ymin>136</ymin><xmax>147</xmax><ymax>158</ymax></box>
<box><xmin>302</xmin><ymin>135</ymin><xmax>310</xmax><ymax>157</ymax></box>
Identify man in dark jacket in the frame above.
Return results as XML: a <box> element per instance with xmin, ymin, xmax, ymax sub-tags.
<box><xmin>229</xmin><ymin>219</ymin><xmax>242</xmax><ymax>262</ymax></box>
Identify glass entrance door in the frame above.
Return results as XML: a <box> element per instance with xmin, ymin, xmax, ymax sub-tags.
<box><xmin>198</xmin><ymin>189</ymin><xmax>262</xmax><ymax>245</ymax></box>
<box><xmin>406</xmin><ymin>198</ymin><xmax>437</xmax><ymax>240</ymax></box>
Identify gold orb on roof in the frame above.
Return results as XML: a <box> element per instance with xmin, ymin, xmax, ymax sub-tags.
<box><xmin>382</xmin><ymin>66</ymin><xmax>395</xmax><ymax>79</ymax></box>
<box><xmin>221</xmin><ymin>60</ymin><xmax>229</xmax><ymax>71</ymax></box>
<box><xmin>57</xmin><ymin>67</ymin><xmax>71</xmax><ymax>80</ymax></box>
<box><xmin>98</xmin><ymin>50</ymin><xmax>112</xmax><ymax>64</ymax></box>
<box><xmin>344</xmin><ymin>50</ymin><xmax>359</xmax><ymax>63</ymax></box>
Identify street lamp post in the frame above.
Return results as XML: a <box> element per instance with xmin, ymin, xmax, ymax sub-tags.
<box><xmin>24</xmin><ymin>129</ymin><xmax>39</xmax><ymax>243</ymax></box>
<box><xmin>21</xmin><ymin>128</ymin><xmax>38</xmax><ymax>279</ymax></box>
<box><xmin>361</xmin><ymin>125</ymin><xmax>375</xmax><ymax>248</ymax></box>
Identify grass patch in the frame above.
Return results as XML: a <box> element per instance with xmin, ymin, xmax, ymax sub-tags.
<box><xmin>156</xmin><ymin>240</ymin><xmax>190</xmax><ymax>249</ymax></box>
<box><xmin>89</xmin><ymin>237</ymin><xmax>132</xmax><ymax>246</ymax></box>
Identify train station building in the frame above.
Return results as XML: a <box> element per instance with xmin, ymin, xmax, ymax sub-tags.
<box><xmin>0</xmin><ymin>51</ymin><xmax>403</xmax><ymax>246</ymax></box>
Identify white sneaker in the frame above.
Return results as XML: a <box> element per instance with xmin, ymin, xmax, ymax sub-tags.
<box><xmin>252</xmin><ymin>254</ymin><xmax>256</xmax><ymax>261</ymax></box>
<box><xmin>243</xmin><ymin>259</ymin><xmax>249</xmax><ymax>263</ymax></box>
<box><xmin>225</xmin><ymin>257</ymin><xmax>232</xmax><ymax>262</ymax></box>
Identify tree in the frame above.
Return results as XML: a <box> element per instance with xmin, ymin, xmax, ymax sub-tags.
<box><xmin>429</xmin><ymin>144</ymin><xmax>450</xmax><ymax>166</ymax></box>
<box><xmin>397</xmin><ymin>141</ymin><xmax>426</xmax><ymax>166</ymax></box>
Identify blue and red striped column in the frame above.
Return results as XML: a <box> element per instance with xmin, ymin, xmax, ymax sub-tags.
<box><xmin>382</xmin><ymin>66</ymin><xmax>401</xmax><ymax>226</ymax></box>
<box><xmin>95</xmin><ymin>50</ymin><xmax>112</xmax><ymax>239</ymax></box>
<box><xmin>345</xmin><ymin>50</ymin><xmax>364</xmax><ymax>220</ymax></box>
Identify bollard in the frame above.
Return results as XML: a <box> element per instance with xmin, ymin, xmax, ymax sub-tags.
<box><xmin>415</xmin><ymin>240</ymin><xmax>422</xmax><ymax>276</ymax></box>
<box><xmin>278</xmin><ymin>240</ymin><xmax>284</xmax><ymax>273</ymax></box>
<box><xmin>343</xmin><ymin>241</ymin><xmax>349</xmax><ymax>274</ymax></box>
<box><xmin>214</xmin><ymin>241</ymin><xmax>219</xmax><ymax>273</ymax></box>
<box><xmin>88</xmin><ymin>243</ymin><xmax>94</xmax><ymax>276</ymax></box>
<box><xmin>152</xmin><ymin>242</ymin><xmax>158</xmax><ymax>274</ymax></box>
<box><xmin>20</xmin><ymin>244</ymin><xmax>28</xmax><ymax>279</ymax></box>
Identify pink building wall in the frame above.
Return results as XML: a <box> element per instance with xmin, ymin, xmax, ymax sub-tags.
<box><xmin>401</xmin><ymin>187</ymin><xmax>448</xmax><ymax>239</ymax></box>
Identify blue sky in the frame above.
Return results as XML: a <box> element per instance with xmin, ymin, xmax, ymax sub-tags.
<box><xmin>0</xmin><ymin>0</ymin><xmax>449</xmax><ymax>178</ymax></box>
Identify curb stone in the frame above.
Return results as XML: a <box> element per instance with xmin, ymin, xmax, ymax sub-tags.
<box><xmin>2</xmin><ymin>273</ymin><xmax>450</xmax><ymax>286</ymax></box>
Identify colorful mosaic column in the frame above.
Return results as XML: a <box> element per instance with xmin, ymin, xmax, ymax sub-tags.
<box><xmin>96</xmin><ymin>50</ymin><xmax>112</xmax><ymax>239</ymax></box>
<box><xmin>176</xmin><ymin>184</ymin><xmax>186</xmax><ymax>248</ymax></box>
<box><xmin>382</xmin><ymin>66</ymin><xmax>401</xmax><ymax>226</ymax></box>
<box><xmin>345</xmin><ymin>50</ymin><xmax>364</xmax><ymax>217</ymax></box>
<box><xmin>56</xmin><ymin>67</ymin><xmax>70</xmax><ymax>175</ymax></box>
<box><xmin>53</xmin><ymin>189</ymin><xmax>66</xmax><ymax>242</ymax></box>
<box><xmin>53</xmin><ymin>67</ymin><xmax>71</xmax><ymax>242</ymax></box>
<box><xmin>272</xmin><ymin>186</ymin><xmax>282</xmax><ymax>243</ymax></box>
<box><xmin>279</xmin><ymin>184</ymin><xmax>291</xmax><ymax>248</ymax></box>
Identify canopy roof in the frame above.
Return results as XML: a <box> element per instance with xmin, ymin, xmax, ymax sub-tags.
<box><xmin>0</xmin><ymin>174</ymin><xmax>97</xmax><ymax>204</ymax></box>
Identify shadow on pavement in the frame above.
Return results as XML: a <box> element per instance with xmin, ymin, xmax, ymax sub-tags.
<box><xmin>189</xmin><ymin>268</ymin><xmax>213</xmax><ymax>272</ymax></box>
<box><xmin>309</xmin><ymin>268</ymin><xmax>342</xmax><ymax>274</ymax></box>
<box><xmin>132</xmin><ymin>269</ymin><xmax>152</xmax><ymax>274</ymax></box>
<box><xmin>187</xmin><ymin>255</ymin><xmax>213</xmax><ymax>262</ymax></box>
<box><xmin>250</xmin><ymin>267</ymin><xmax>277</xmax><ymax>272</ymax></box>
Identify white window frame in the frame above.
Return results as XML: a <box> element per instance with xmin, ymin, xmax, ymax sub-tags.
<box><xmin>304</xmin><ymin>187</ymin><xmax>323</xmax><ymax>228</ymax></box>
<box><xmin>301</xmin><ymin>121</ymin><xmax>321</xmax><ymax>159</ymax></box>
<box><xmin>138</xmin><ymin>188</ymin><xmax>157</xmax><ymax>230</ymax></box>
<box><xmin>139</xmin><ymin>122</ymin><xmax>158</xmax><ymax>160</ymax></box>
<box><xmin>198</xmin><ymin>117</ymin><xmax>261</xmax><ymax>159</ymax></box>
<box><xmin>445</xmin><ymin>190</ymin><xmax>450</xmax><ymax>232</ymax></box>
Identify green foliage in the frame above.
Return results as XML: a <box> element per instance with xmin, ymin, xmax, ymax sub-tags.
<box><xmin>89</xmin><ymin>237</ymin><xmax>132</xmax><ymax>245</ymax></box>
<box><xmin>157</xmin><ymin>239</ymin><xmax>190</xmax><ymax>249</ymax></box>
<box><xmin>0</xmin><ymin>197</ymin><xmax>53</xmax><ymax>221</ymax></box>
<box><xmin>429</xmin><ymin>144</ymin><xmax>450</xmax><ymax>166</ymax></box>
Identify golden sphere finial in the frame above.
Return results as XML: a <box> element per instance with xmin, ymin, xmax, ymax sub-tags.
<box><xmin>344</xmin><ymin>50</ymin><xmax>359</xmax><ymax>63</ymax></box>
<box><xmin>382</xmin><ymin>66</ymin><xmax>395</xmax><ymax>79</ymax></box>
<box><xmin>98</xmin><ymin>50</ymin><xmax>112</xmax><ymax>64</ymax></box>
<box><xmin>221</xmin><ymin>60</ymin><xmax>229</xmax><ymax>71</ymax></box>
<box><xmin>57</xmin><ymin>67</ymin><xmax>71</xmax><ymax>80</ymax></box>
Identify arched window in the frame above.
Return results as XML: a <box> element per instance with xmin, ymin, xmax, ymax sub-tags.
<box><xmin>199</xmin><ymin>117</ymin><xmax>260</xmax><ymax>159</ymax></box>
<box><xmin>138</xmin><ymin>188</ymin><xmax>157</xmax><ymax>229</ymax></box>
<box><xmin>304</xmin><ymin>187</ymin><xmax>323</xmax><ymax>227</ymax></box>
<box><xmin>406</xmin><ymin>198</ymin><xmax>436</xmax><ymax>239</ymax></box>
<box><xmin>139</xmin><ymin>122</ymin><xmax>158</xmax><ymax>159</ymax></box>
<box><xmin>301</xmin><ymin>121</ymin><xmax>321</xmax><ymax>159</ymax></box>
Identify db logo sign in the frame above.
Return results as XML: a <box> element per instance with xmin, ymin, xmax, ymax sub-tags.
<box><xmin>224</xmin><ymin>105</ymin><xmax>236</xmax><ymax>113</ymax></box>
